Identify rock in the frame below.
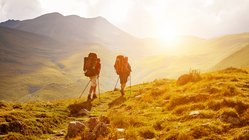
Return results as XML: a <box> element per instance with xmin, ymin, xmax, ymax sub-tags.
<box><xmin>99</xmin><ymin>116</ymin><xmax>110</xmax><ymax>124</ymax></box>
<box><xmin>227</xmin><ymin>116</ymin><xmax>240</xmax><ymax>125</ymax></box>
<box><xmin>189</xmin><ymin>111</ymin><xmax>200</xmax><ymax>116</ymax></box>
<box><xmin>65</xmin><ymin>121</ymin><xmax>85</xmax><ymax>139</ymax></box>
<box><xmin>9</xmin><ymin>121</ymin><xmax>23</xmax><ymax>133</ymax></box>
<box><xmin>135</xmin><ymin>95</ymin><xmax>143</xmax><ymax>99</ymax></box>
<box><xmin>117</xmin><ymin>128</ymin><xmax>125</xmax><ymax>132</ymax></box>
<box><xmin>88</xmin><ymin>117</ymin><xmax>99</xmax><ymax>130</ymax></box>
<box><xmin>0</xmin><ymin>123</ymin><xmax>8</xmax><ymax>135</ymax></box>
<box><xmin>93</xmin><ymin>122</ymin><xmax>110</xmax><ymax>138</ymax></box>
<box><xmin>86</xmin><ymin>132</ymin><xmax>97</xmax><ymax>140</ymax></box>
<box><xmin>0</xmin><ymin>121</ymin><xmax>23</xmax><ymax>135</ymax></box>
<box><xmin>220</xmin><ymin>110</ymin><xmax>241</xmax><ymax>125</ymax></box>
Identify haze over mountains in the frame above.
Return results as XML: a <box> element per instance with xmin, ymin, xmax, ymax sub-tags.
<box><xmin>0</xmin><ymin>12</ymin><xmax>249</xmax><ymax>101</ymax></box>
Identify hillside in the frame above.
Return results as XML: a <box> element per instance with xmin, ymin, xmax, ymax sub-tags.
<box><xmin>0</xmin><ymin>13</ymin><xmax>143</xmax><ymax>54</ymax></box>
<box><xmin>214</xmin><ymin>44</ymin><xmax>249</xmax><ymax>70</ymax></box>
<box><xmin>0</xmin><ymin>27</ymin><xmax>69</xmax><ymax>101</ymax></box>
<box><xmin>0</xmin><ymin>27</ymin><xmax>116</xmax><ymax>101</ymax></box>
<box><xmin>1</xmin><ymin>67</ymin><xmax>248</xmax><ymax>139</ymax></box>
<box><xmin>1</xmin><ymin>13</ymin><xmax>249</xmax><ymax>102</ymax></box>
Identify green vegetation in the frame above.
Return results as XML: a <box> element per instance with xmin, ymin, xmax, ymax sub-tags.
<box><xmin>1</xmin><ymin>67</ymin><xmax>249</xmax><ymax>139</ymax></box>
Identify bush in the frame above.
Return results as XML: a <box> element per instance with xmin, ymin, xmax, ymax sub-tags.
<box><xmin>139</xmin><ymin>127</ymin><xmax>155</xmax><ymax>139</ymax></box>
<box><xmin>177</xmin><ymin>70</ymin><xmax>201</xmax><ymax>86</ymax></box>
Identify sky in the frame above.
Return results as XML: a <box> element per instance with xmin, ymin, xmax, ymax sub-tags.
<box><xmin>1</xmin><ymin>0</ymin><xmax>249</xmax><ymax>39</ymax></box>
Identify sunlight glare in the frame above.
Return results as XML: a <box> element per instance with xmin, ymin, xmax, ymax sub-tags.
<box><xmin>156</xmin><ymin>26</ymin><xmax>179</xmax><ymax>44</ymax></box>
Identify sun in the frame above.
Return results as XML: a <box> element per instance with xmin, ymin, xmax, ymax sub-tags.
<box><xmin>157</xmin><ymin>26</ymin><xmax>178</xmax><ymax>43</ymax></box>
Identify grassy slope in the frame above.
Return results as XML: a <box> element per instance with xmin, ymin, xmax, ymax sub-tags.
<box><xmin>1</xmin><ymin>67</ymin><xmax>249</xmax><ymax>139</ymax></box>
<box><xmin>0</xmin><ymin>27</ymin><xmax>116</xmax><ymax>101</ymax></box>
<box><xmin>1</xmin><ymin>27</ymin><xmax>249</xmax><ymax>102</ymax></box>
<box><xmin>103</xmin><ymin>67</ymin><xmax>249</xmax><ymax>139</ymax></box>
<box><xmin>214</xmin><ymin>45</ymin><xmax>249</xmax><ymax>70</ymax></box>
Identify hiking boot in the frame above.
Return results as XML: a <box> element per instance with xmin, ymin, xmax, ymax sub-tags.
<box><xmin>87</xmin><ymin>94</ymin><xmax>91</xmax><ymax>100</ymax></box>
<box><xmin>93</xmin><ymin>94</ymin><xmax>97</xmax><ymax>99</ymax></box>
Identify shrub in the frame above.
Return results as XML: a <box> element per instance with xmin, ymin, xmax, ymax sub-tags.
<box><xmin>177</xmin><ymin>69</ymin><xmax>201</xmax><ymax>86</ymax></box>
<box><xmin>139</xmin><ymin>127</ymin><xmax>155</xmax><ymax>139</ymax></box>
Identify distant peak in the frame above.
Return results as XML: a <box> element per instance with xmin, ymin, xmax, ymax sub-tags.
<box><xmin>0</xmin><ymin>19</ymin><xmax>20</xmax><ymax>24</ymax></box>
<box><xmin>92</xmin><ymin>16</ymin><xmax>107</xmax><ymax>21</ymax></box>
<box><xmin>35</xmin><ymin>12</ymin><xmax>64</xmax><ymax>19</ymax></box>
<box><xmin>44</xmin><ymin>12</ymin><xmax>63</xmax><ymax>16</ymax></box>
<box><xmin>95</xmin><ymin>16</ymin><xmax>105</xmax><ymax>19</ymax></box>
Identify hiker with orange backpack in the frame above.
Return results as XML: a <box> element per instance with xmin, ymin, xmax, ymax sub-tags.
<box><xmin>114</xmin><ymin>55</ymin><xmax>131</xmax><ymax>96</ymax></box>
<box><xmin>83</xmin><ymin>53</ymin><xmax>101</xmax><ymax>100</ymax></box>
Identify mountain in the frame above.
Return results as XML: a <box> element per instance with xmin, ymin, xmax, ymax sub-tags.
<box><xmin>0</xmin><ymin>26</ymin><xmax>116</xmax><ymax>101</ymax></box>
<box><xmin>0</xmin><ymin>27</ymin><xmax>71</xmax><ymax>101</ymax></box>
<box><xmin>1</xmin><ymin>68</ymin><xmax>248</xmax><ymax>139</ymax></box>
<box><xmin>0</xmin><ymin>12</ymin><xmax>142</xmax><ymax>54</ymax></box>
<box><xmin>1</xmin><ymin>13</ymin><xmax>249</xmax><ymax>101</ymax></box>
<box><xmin>213</xmin><ymin>44</ymin><xmax>249</xmax><ymax>69</ymax></box>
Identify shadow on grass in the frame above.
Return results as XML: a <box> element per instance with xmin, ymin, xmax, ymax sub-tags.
<box><xmin>108</xmin><ymin>96</ymin><xmax>126</xmax><ymax>108</ymax></box>
<box><xmin>68</xmin><ymin>99</ymin><xmax>93</xmax><ymax>117</ymax></box>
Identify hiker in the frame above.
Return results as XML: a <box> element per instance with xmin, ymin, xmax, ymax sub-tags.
<box><xmin>114</xmin><ymin>55</ymin><xmax>131</xmax><ymax>96</ymax></box>
<box><xmin>83</xmin><ymin>53</ymin><xmax>101</xmax><ymax>100</ymax></box>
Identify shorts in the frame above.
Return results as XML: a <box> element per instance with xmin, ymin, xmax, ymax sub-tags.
<box><xmin>90</xmin><ymin>76</ymin><xmax>97</xmax><ymax>87</ymax></box>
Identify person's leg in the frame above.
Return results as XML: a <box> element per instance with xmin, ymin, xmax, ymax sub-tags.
<box><xmin>121</xmin><ymin>83</ymin><xmax>126</xmax><ymax>96</ymax></box>
<box><xmin>91</xmin><ymin>76</ymin><xmax>97</xmax><ymax>99</ymax></box>
<box><xmin>120</xmin><ymin>74</ymin><xmax>128</xmax><ymax>96</ymax></box>
<box><xmin>88</xmin><ymin>85</ymin><xmax>93</xmax><ymax>100</ymax></box>
<box><xmin>88</xmin><ymin>76</ymin><xmax>96</xmax><ymax>100</ymax></box>
<box><xmin>92</xmin><ymin>86</ymin><xmax>97</xmax><ymax>98</ymax></box>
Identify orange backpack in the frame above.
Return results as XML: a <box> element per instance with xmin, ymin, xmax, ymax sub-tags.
<box><xmin>114</xmin><ymin>55</ymin><xmax>130</xmax><ymax>75</ymax></box>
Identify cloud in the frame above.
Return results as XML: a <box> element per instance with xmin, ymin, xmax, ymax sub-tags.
<box><xmin>1</xmin><ymin>0</ymin><xmax>249</xmax><ymax>38</ymax></box>
<box><xmin>0</xmin><ymin>0</ymin><xmax>42</xmax><ymax>21</ymax></box>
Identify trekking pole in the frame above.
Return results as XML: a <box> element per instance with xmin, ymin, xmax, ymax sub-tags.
<box><xmin>79</xmin><ymin>80</ymin><xmax>91</xmax><ymax>98</ymax></box>
<box><xmin>129</xmin><ymin>74</ymin><xmax>132</xmax><ymax>98</ymax></box>
<box><xmin>114</xmin><ymin>77</ymin><xmax>120</xmax><ymax>91</ymax></box>
<box><xmin>98</xmin><ymin>77</ymin><xmax>100</xmax><ymax>101</ymax></box>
